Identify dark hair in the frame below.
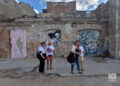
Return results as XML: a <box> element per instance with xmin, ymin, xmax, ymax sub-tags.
<box><xmin>73</xmin><ymin>40</ymin><xmax>80</xmax><ymax>45</ymax></box>
<box><xmin>76</xmin><ymin>40</ymin><xmax>80</xmax><ymax>43</ymax></box>
<box><xmin>41</xmin><ymin>42</ymin><xmax>46</xmax><ymax>45</ymax></box>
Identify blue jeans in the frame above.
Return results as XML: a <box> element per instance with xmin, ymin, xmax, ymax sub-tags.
<box><xmin>71</xmin><ymin>60</ymin><xmax>80</xmax><ymax>72</ymax></box>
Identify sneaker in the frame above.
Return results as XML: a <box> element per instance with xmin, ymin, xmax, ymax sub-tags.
<box><xmin>40</xmin><ymin>71</ymin><xmax>45</xmax><ymax>74</ymax></box>
<box><xmin>78</xmin><ymin>71</ymin><xmax>83</xmax><ymax>74</ymax></box>
<box><xmin>71</xmin><ymin>71</ymin><xmax>74</xmax><ymax>74</ymax></box>
<box><xmin>50</xmin><ymin>67</ymin><xmax>53</xmax><ymax>70</ymax></box>
<box><xmin>81</xmin><ymin>69</ymin><xmax>84</xmax><ymax>71</ymax></box>
<box><xmin>47</xmin><ymin>68</ymin><xmax>49</xmax><ymax>70</ymax></box>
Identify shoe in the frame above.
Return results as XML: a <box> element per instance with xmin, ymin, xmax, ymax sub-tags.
<box><xmin>50</xmin><ymin>67</ymin><xmax>53</xmax><ymax>70</ymax></box>
<box><xmin>81</xmin><ymin>69</ymin><xmax>84</xmax><ymax>71</ymax></box>
<box><xmin>39</xmin><ymin>71</ymin><xmax>45</xmax><ymax>74</ymax></box>
<box><xmin>71</xmin><ymin>72</ymin><xmax>74</xmax><ymax>74</ymax></box>
<box><xmin>78</xmin><ymin>71</ymin><xmax>83</xmax><ymax>74</ymax></box>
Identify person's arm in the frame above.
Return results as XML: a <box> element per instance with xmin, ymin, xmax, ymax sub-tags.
<box><xmin>53</xmin><ymin>45</ymin><xmax>56</xmax><ymax>58</ymax></box>
<box><xmin>82</xmin><ymin>46</ymin><xmax>85</xmax><ymax>54</ymax></box>
<box><xmin>40</xmin><ymin>52</ymin><xmax>45</xmax><ymax>59</ymax></box>
<box><xmin>53</xmin><ymin>50</ymin><xmax>56</xmax><ymax>58</ymax></box>
<box><xmin>76</xmin><ymin>52</ymin><xmax>80</xmax><ymax>55</ymax></box>
<box><xmin>72</xmin><ymin>46</ymin><xmax>80</xmax><ymax>55</ymax></box>
<box><xmin>73</xmin><ymin>51</ymin><xmax>80</xmax><ymax>55</ymax></box>
<box><xmin>72</xmin><ymin>46</ymin><xmax>75</xmax><ymax>53</ymax></box>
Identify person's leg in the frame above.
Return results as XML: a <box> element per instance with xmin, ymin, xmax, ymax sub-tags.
<box><xmin>37</xmin><ymin>53</ymin><xmax>41</xmax><ymax>72</ymax></box>
<box><xmin>40</xmin><ymin>58</ymin><xmax>44</xmax><ymax>73</ymax></box>
<box><xmin>42</xmin><ymin>59</ymin><xmax>45</xmax><ymax>72</ymax></box>
<box><xmin>50</xmin><ymin>56</ymin><xmax>53</xmax><ymax>69</ymax></box>
<box><xmin>47</xmin><ymin>56</ymin><xmax>50</xmax><ymax>70</ymax></box>
<box><xmin>80</xmin><ymin>57</ymin><xmax>84</xmax><ymax>71</ymax></box>
<box><xmin>76</xmin><ymin>60</ymin><xmax>83</xmax><ymax>74</ymax></box>
<box><xmin>75</xmin><ymin>60</ymin><xmax>80</xmax><ymax>72</ymax></box>
<box><xmin>39</xmin><ymin>57</ymin><xmax>42</xmax><ymax>72</ymax></box>
<box><xmin>39</xmin><ymin>59</ymin><xmax>41</xmax><ymax>72</ymax></box>
<box><xmin>71</xmin><ymin>63</ymin><xmax>74</xmax><ymax>73</ymax></box>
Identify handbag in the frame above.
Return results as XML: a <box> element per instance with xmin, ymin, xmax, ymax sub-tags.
<box><xmin>67</xmin><ymin>52</ymin><xmax>75</xmax><ymax>63</ymax></box>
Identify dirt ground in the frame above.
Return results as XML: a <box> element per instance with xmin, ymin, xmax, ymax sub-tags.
<box><xmin>0</xmin><ymin>71</ymin><xmax>119</xmax><ymax>86</ymax></box>
<box><xmin>0</xmin><ymin>57</ymin><xmax>120</xmax><ymax>86</ymax></box>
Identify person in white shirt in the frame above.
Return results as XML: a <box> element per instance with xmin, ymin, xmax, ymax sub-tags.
<box><xmin>37</xmin><ymin>42</ymin><xmax>46</xmax><ymax>73</ymax></box>
<box><xmin>46</xmin><ymin>41</ymin><xmax>55</xmax><ymax>70</ymax></box>
<box><xmin>79</xmin><ymin>42</ymin><xmax>85</xmax><ymax>71</ymax></box>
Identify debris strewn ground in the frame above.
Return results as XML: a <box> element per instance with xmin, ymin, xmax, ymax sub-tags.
<box><xmin>0</xmin><ymin>57</ymin><xmax>120</xmax><ymax>86</ymax></box>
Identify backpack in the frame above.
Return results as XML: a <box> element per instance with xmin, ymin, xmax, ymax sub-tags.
<box><xmin>67</xmin><ymin>52</ymin><xmax>75</xmax><ymax>63</ymax></box>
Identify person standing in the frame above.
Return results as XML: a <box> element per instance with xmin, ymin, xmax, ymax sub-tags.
<box><xmin>37</xmin><ymin>42</ymin><xmax>46</xmax><ymax>73</ymax></box>
<box><xmin>79</xmin><ymin>42</ymin><xmax>85</xmax><ymax>71</ymax></box>
<box><xmin>71</xmin><ymin>41</ymin><xmax>82</xmax><ymax>74</ymax></box>
<box><xmin>46</xmin><ymin>41</ymin><xmax>55</xmax><ymax>70</ymax></box>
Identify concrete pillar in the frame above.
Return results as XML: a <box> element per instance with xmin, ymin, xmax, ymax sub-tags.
<box><xmin>115</xmin><ymin>0</ymin><xmax>120</xmax><ymax>59</ymax></box>
<box><xmin>109</xmin><ymin>0</ymin><xmax>120</xmax><ymax>59</ymax></box>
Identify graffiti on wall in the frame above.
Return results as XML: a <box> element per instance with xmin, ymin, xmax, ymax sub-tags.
<box><xmin>47</xmin><ymin>29</ymin><xmax>61</xmax><ymax>46</ymax></box>
<box><xmin>10</xmin><ymin>30</ymin><xmax>26</xmax><ymax>58</ymax></box>
<box><xmin>79</xmin><ymin>30</ymin><xmax>100</xmax><ymax>56</ymax></box>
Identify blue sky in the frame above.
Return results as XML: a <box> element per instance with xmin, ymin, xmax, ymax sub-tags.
<box><xmin>16</xmin><ymin>0</ymin><xmax>108</xmax><ymax>13</ymax></box>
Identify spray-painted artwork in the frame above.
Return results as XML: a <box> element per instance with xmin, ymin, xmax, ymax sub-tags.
<box><xmin>48</xmin><ymin>29</ymin><xmax>61</xmax><ymax>47</ymax></box>
<box><xmin>10</xmin><ymin>30</ymin><xmax>26</xmax><ymax>58</ymax></box>
<box><xmin>79</xmin><ymin>30</ymin><xmax>100</xmax><ymax>56</ymax></box>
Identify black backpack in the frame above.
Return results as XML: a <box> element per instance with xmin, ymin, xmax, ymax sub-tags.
<box><xmin>67</xmin><ymin>52</ymin><xmax>75</xmax><ymax>63</ymax></box>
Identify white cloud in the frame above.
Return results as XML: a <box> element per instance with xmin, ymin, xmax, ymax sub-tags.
<box><xmin>41</xmin><ymin>0</ymin><xmax>108</xmax><ymax>11</ymax></box>
<box><xmin>15</xmin><ymin>0</ymin><xmax>20</xmax><ymax>3</ymax></box>
<box><xmin>68</xmin><ymin>0</ymin><xmax>100</xmax><ymax>11</ymax></box>
<box><xmin>34</xmin><ymin>9</ymin><xmax>39</xmax><ymax>14</ymax></box>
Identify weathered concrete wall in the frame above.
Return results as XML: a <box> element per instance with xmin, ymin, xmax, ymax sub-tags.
<box><xmin>35</xmin><ymin>22</ymin><xmax>108</xmax><ymax>57</ymax></box>
<box><xmin>0</xmin><ymin>0</ymin><xmax>35</xmax><ymax>20</ymax></box>
<box><xmin>90</xmin><ymin>0</ymin><xmax>120</xmax><ymax>59</ymax></box>
<box><xmin>41</xmin><ymin>1</ymin><xmax>96</xmax><ymax>19</ymax></box>
<box><xmin>91</xmin><ymin>1</ymin><xmax>109</xmax><ymax>20</ymax></box>
<box><xmin>115</xmin><ymin>0</ymin><xmax>120</xmax><ymax>58</ymax></box>
<box><xmin>109</xmin><ymin>0</ymin><xmax>120</xmax><ymax>59</ymax></box>
<box><xmin>27</xmin><ymin>22</ymin><xmax>108</xmax><ymax>57</ymax></box>
<box><xmin>47</xmin><ymin>2</ymin><xmax>76</xmax><ymax>14</ymax></box>
<box><xmin>0</xmin><ymin>26</ymin><xmax>10</xmax><ymax>58</ymax></box>
<box><xmin>0</xmin><ymin>0</ymin><xmax>119</xmax><ymax>59</ymax></box>
<box><xmin>0</xmin><ymin>21</ymin><xmax>108</xmax><ymax>58</ymax></box>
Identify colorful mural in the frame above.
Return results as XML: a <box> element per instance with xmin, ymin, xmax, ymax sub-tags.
<box><xmin>79</xmin><ymin>30</ymin><xmax>100</xmax><ymax>56</ymax></box>
<box><xmin>10</xmin><ymin>30</ymin><xmax>26</xmax><ymax>58</ymax></box>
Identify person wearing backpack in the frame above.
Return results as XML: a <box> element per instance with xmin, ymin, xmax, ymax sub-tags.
<box><xmin>71</xmin><ymin>41</ymin><xmax>83</xmax><ymax>74</ymax></box>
